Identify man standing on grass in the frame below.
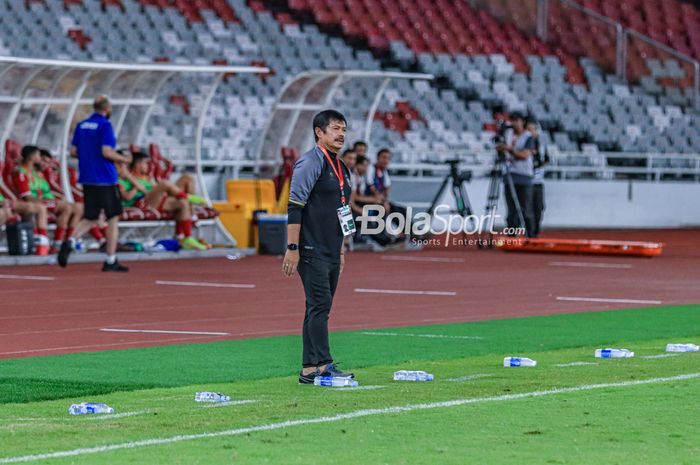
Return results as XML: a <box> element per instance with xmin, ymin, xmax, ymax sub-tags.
<box><xmin>58</xmin><ymin>95</ymin><xmax>131</xmax><ymax>272</ymax></box>
<box><xmin>282</xmin><ymin>110</ymin><xmax>355</xmax><ymax>384</ymax></box>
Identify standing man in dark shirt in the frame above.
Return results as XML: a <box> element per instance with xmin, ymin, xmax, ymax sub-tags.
<box><xmin>283</xmin><ymin>110</ymin><xmax>355</xmax><ymax>385</ymax></box>
<box><xmin>58</xmin><ymin>95</ymin><xmax>131</xmax><ymax>271</ymax></box>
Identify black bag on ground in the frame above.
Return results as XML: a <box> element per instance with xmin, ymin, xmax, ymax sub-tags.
<box><xmin>6</xmin><ymin>222</ymin><xmax>35</xmax><ymax>255</ymax></box>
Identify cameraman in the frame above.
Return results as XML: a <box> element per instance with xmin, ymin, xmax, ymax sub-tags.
<box><xmin>528</xmin><ymin>119</ymin><xmax>549</xmax><ymax>237</ymax></box>
<box><xmin>496</xmin><ymin>112</ymin><xmax>535</xmax><ymax>237</ymax></box>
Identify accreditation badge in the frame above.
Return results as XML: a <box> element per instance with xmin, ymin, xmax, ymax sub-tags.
<box><xmin>337</xmin><ymin>205</ymin><xmax>356</xmax><ymax>236</ymax></box>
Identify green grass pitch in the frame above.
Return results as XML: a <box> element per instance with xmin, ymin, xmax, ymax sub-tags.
<box><xmin>0</xmin><ymin>304</ymin><xmax>699</xmax><ymax>464</ymax></box>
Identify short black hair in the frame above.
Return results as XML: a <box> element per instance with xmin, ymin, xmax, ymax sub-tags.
<box><xmin>510</xmin><ymin>111</ymin><xmax>526</xmax><ymax>121</ymax></box>
<box><xmin>342</xmin><ymin>149</ymin><xmax>355</xmax><ymax>158</ymax></box>
<box><xmin>353</xmin><ymin>141</ymin><xmax>367</xmax><ymax>150</ymax></box>
<box><xmin>312</xmin><ymin>109</ymin><xmax>346</xmax><ymax>142</ymax></box>
<box><xmin>377</xmin><ymin>147</ymin><xmax>392</xmax><ymax>158</ymax></box>
<box><xmin>129</xmin><ymin>151</ymin><xmax>150</xmax><ymax>171</ymax></box>
<box><xmin>356</xmin><ymin>155</ymin><xmax>369</xmax><ymax>165</ymax></box>
<box><xmin>39</xmin><ymin>148</ymin><xmax>52</xmax><ymax>158</ymax></box>
<box><xmin>21</xmin><ymin>145</ymin><xmax>40</xmax><ymax>162</ymax></box>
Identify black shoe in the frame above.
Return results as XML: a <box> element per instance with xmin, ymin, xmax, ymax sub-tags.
<box><xmin>102</xmin><ymin>260</ymin><xmax>129</xmax><ymax>272</ymax></box>
<box><xmin>57</xmin><ymin>240</ymin><xmax>72</xmax><ymax>268</ymax></box>
<box><xmin>320</xmin><ymin>363</ymin><xmax>354</xmax><ymax>379</ymax></box>
<box><xmin>298</xmin><ymin>369</ymin><xmax>320</xmax><ymax>385</ymax></box>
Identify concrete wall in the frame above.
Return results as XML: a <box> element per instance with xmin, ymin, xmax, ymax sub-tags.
<box><xmin>391</xmin><ymin>177</ymin><xmax>700</xmax><ymax>229</ymax></box>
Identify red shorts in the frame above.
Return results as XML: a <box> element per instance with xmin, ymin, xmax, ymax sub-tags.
<box><xmin>136</xmin><ymin>194</ymin><xmax>168</xmax><ymax>213</ymax></box>
<box><xmin>42</xmin><ymin>200</ymin><xmax>57</xmax><ymax>212</ymax></box>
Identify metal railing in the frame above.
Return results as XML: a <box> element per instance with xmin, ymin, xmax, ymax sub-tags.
<box><xmin>470</xmin><ymin>0</ymin><xmax>700</xmax><ymax>108</ymax></box>
<box><xmin>390</xmin><ymin>150</ymin><xmax>700</xmax><ymax>182</ymax></box>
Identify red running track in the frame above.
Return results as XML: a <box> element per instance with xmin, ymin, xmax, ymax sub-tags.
<box><xmin>0</xmin><ymin>229</ymin><xmax>698</xmax><ymax>359</ymax></box>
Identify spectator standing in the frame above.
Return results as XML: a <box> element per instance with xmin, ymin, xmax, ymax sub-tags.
<box><xmin>497</xmin><ymin>113</ymin><xmax>535</xmax><ymax>236</ymax></box>
<box><xmin>352</xmin><ymin>141</ymin><xmax>368</xmax><ymax>158</ymax></box>
<box><xmin>528</xmin><ymin>119</ymin><xmax>549</xmax><ymax>237</ymax></box>
<box><xmin>366</xmin><ymin>148</ymin><xmax>407</xmax><ymax>221</ymax></box>
<box><xmin>349</xmin><ymin>155</ymin><xmax>379</xmax><ymax>216</ymax></box>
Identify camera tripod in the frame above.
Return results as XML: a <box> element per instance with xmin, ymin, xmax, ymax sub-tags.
<box><xmin>427</xmin><ymin>159</ymin><xmax>476</xmax><ymax>230</ymax></box>
<box><xmin>481</xmin><ymin>151</ymin><xmax>527</xmax><ymax>247</ymax></box>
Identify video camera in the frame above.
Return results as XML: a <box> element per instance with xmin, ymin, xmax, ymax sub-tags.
<box><xmin>492</xmin><ymin>119</ymin><xmax>512</xmax><ymax>146</ymax></box>
<box><xmin>444</xmin><ymin>159</ymin><xmax>472</xmax><ymax>184</ymax></box>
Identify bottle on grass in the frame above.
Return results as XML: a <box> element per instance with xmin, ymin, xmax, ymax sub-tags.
<box><xmin>393</xmin><ymin>370</ymin><xmax>434</xmax><ymax>381</ymax></box>
<box><xmin>666</xmin><ymin>343</ymin><xmax>699</xmax><ymax>353</ymax></box>
<box><xmin>314</xmin><ymin>376</ymin><xmax>359</xmax><ymax>387</ymax></box>
<box><xmin>503</xmin><ymin>357</ymin><xmax>537</xmax><ymax>367</ymax></box>
<box><xmin>68</xmin><ymin>402</ymin><xmax>114</xmax><ymax>415</ymax></box>
<box><xmin>595</xmin><ymin>348</ymin><xmax>634</xmax><ymax>358</ymax></box>
<box><xmin>195</xmin><ymin>392</ymin><xmax>231</xmax><ymax>403</ymax></box>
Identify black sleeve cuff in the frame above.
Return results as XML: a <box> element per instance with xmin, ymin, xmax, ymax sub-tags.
<box><xmin>288</xmin><ymin>203</ymin><xmax>303</xmax><ymax>224</ymax></box>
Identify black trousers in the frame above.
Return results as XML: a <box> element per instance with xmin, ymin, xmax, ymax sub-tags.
<box><xmin>297</xmin><ymin>256</ymin><xmax>340</xmax><ymax>368</ymax></box>
<box><xmin>504</xmin><ymin>181</ymin><xmax>535</xmax><ymax>237</ymax></box>
<box><xmin>532</xmin><ymin>183</ymin><xmax>545</xmax><ymax>237</ymax></box>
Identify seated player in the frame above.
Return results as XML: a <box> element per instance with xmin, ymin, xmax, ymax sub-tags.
<box><xmin>39</xmin><ymin>148</ymin><xmax>107</xmax><ymax>250</ymax></box>
<box><xmin>119</xmin><ymin>151</ymin><xmax>208</xmax><ymax>250</ymax></box>
<box><xmin>14</xmin><ymin>145</ymin><xmax>83</xmax><ymax>254</ymax></box>
<box><xmin>0</xmin><ymin>191</ymin><xmax>12</xmax><ymax>226</ymax></box>
<box><xmin>171</xmin><ymin>170</ymin><xmax>206</xmax><ymax>205</ymax></box>
<box><xmin>0</xmin><ymin>190</ymin><xmax>52</xmax><ymax>254</ymax></box>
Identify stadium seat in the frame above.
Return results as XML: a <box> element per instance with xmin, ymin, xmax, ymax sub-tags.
<box><xmin>0</xmin><ymin>0</ymin><xmax>696</xmax><ymax>173</ymax></box>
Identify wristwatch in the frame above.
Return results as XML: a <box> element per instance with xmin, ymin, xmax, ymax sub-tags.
<box><xmin>287</xmin><ymin>243</ymin><xmax>298</xmax><ymax>251</ymax></box>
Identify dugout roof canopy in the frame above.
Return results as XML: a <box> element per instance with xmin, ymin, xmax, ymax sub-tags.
<box><xmin>0</xmin><ymin>56</ymin><xmax>268</xmax><ymax>203</ymax></box>
<box><xmin>256</xmin><ymin>70</ymin><xmax>434</xmax><ymax>173</ymax></box>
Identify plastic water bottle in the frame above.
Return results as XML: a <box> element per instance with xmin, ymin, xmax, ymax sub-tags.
<box><xmin>195</xmin><ymin>392</ymin><xmax>231</xmax><ymax>403</ymax></box>
<box><xmin>595</xmin><ymin>348</ymin><xmax>634</xmax><ymax>358</ymax></box>
<box><xmin>393</xmin><ymin>370</ymin><xmax>434</xmax><ymax>381</ymax></box>
<box><xmin>666</xmin><ymin>343</ymin><xmax>699</xmax><ymax>353</ymax></box>
<box><xmin>74</xmin><ymin>239</ymin><xmax>87</xmax><ymax>253</ymax></box>
<box><xmin>68</xmin><ymin>402</ymin><xmax>114</xmax><ymax>415</ymax></box>
<box><xmin>503</xmin><ymin>357</ymin><xmax>537</xmax><ymax>367</ymax></box>
<box><xmin>314</xmin><ymin>376</ymin><xmax>359</xmax><ymax>387</ymax></box>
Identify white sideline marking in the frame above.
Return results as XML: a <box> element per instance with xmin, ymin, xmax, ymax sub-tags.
<box><xmin>155</xmin><ymin>280</ymin><xmax>255</xmax><ymax>289</ymax></box>
<box><xmin>381</xmin><ymin>256</ymin><xmax>465</xmax><ymax>263</ymax></box>
<box><xmin>2</xmin><ymin>373</ymin><xmax>697</xmax><ymax>463</ymax></box>
<box><xmin>553</xmin><ymin>362</ymin><xmax>597</xmax><ymax>367</ymax></box>
<box><xmin>0</xmin><ymin>336</ymin><xmax>218</xmax><ymax>356</ymax></box>
<box><xmin>446</xmin><ymin>374</ymin><xmax>494</xmax><ymax>382</ymax></box>
<box><xmin>100</xmin><ymin>329</ymin><xmax>230</xmax><ymax>336</ymax></box>
<box><xmin>0</xmin><ymin>274</ymin><xmax>55</xmax><ymax>281</ymax></box>
<box><xmin>556</xmin><ymin>296</ymin><xmax>662</xmax><ymax>305</ymax></box>
<box><xmin>355</xmin><ymin>288</ymin><xmax>457</xmax><ymax>296</ymax></box>
<box><xmin>548</xmin><ymin>261</ymin><xmax>632</xmax><ymax>269</ymax></box>
<box><xmin>336</xmin><ymin>385</ymin><xmax>385</xmax><ymax>391</ymax></box>
<box><xmin>199</xmin><ymin>400</ymin><xmax>257</xmax><ymax>409</ymax></box>
<box><xmin>361</xmin><ymin>331</ymin><xmax>483</xmax><ymax>340</ymax></box>
<box><xmin>87</xmin><ymin>411</ymin><xmax>150</xmax><ymax>421</ymax></box>
<box><xmin>640</xmin><ymin>353</ymin><xmax>681</xmax><ymax>359</ymax></box>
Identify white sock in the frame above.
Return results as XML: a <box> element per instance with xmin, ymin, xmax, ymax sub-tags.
<box><xmin>106</xmin><ymin>255</ymin><xmax>116</xmax><ymax>265</ymax></box>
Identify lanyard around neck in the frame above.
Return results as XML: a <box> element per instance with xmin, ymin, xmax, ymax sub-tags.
<box><xmin>317</xmin><ymin>145</ymin><xmax>346</xmax><ymax>205</ymax></box>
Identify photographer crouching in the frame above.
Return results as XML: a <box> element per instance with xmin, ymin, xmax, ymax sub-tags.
<box><xmin>496</xmin><ymin>112</ymin><xmax>536</xmax><ymax>237</ymax></box>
